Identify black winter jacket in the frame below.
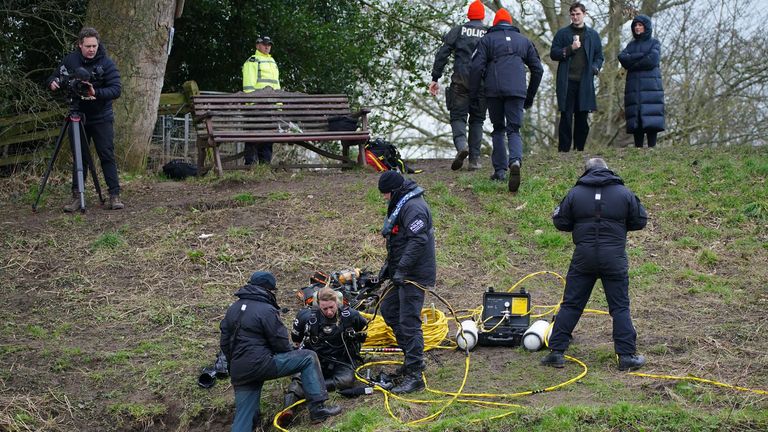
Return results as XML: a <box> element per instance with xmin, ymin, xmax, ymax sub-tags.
<box><xmin>553</xmin><ymin>168</ymin><xmax>647</xmax><ymax>274</ymax></box>
<box><xmin>384</xmin><ymin>180</ymin><xmax>437</xmax><ymax>286</ymax></box>
<box><xmin>618</xmin><ymin>15</ymin><xmax>665</xmax><ymax>133</ymax></box>
<box><xmin>469</xmin><ymin>24</ymin><xmax>543</xmax><ymax>102</ymax></box>
<box><xmin>46</xmin><ymin>45</ymin><xmax>121</xmax><ymax>124</ymax></box>
<box><xmin>219</xmin><ymin>284</ymin><xmax>293</xmax><ymax>387</ymax></box>
<box><xmin>431</xmin><ymin>20</ymin><xmax>487</xmax><ymax>87</ymax></box>
<box><xmin>291</xmin><ymin>306</ymin><xmax>368</xmax><ymax>363</ymax></box>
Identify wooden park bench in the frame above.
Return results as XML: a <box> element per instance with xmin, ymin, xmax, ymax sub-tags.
<box><xmin>192</xmin><ymin>89</ymin><xmax>371</xmax><ymax>175</ymax></box>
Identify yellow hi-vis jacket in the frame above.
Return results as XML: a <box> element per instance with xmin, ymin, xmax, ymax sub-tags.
<box><xmin>242</xmin><ymin>51</ymin><xmax>280</xmax><ymax>92</ymax></box>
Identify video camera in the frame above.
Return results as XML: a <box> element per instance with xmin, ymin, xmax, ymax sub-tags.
<box><xmin>55</xmin><ymin>66</ymin><xmax>92</xmax><ymax>105</ymax></box>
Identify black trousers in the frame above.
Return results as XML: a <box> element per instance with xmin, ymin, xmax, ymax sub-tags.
<box><xmin>548</xmin><ymin>268</ymin><xmax>637</xmax><ymax>355</ymax></box>
<box><xmin>244</xmin><ymin>143</ymin><xmax>273</xmax><ymax>164</ymax></box>
<box><xmin>71</xmin><ymin>121</ymin><xmax>120</xmax><ymax>196</ymax></box>
<box><xmin>631</xmin><ymin>116</ymin><xmax>658</xmax><ymax>148</ymax></box>
<box><xmin>287</xmin><ymin>359</ymin><xmax>356</xmax><ymax>399</ymax></box>
<box><xmin>380</xmin><ymin>282</ymin><xmax>425</xmax><ymax>371</ymax></box>
<box><xmin>558</xmin><ymin>80</ymin><xmax>590</xmax><ymax>152</ymax></box>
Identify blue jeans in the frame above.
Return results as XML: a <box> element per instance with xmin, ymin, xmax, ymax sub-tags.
<box><xmin>231</xmin><ymin>350</ymin><xmax>328</xmax><ymax>432</ymax></box>
<box><xmin>486</xmin><ymin>96</ymin><xmax>524</xmax><ymax>174</ymax></box>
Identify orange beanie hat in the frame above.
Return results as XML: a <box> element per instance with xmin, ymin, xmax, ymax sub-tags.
<box><xmin>493</xmin><ymin>8</ymin><xmax>512</xmax><ymax>26</ymax></box>
<box><xmin>467</xmin><ymin>0</ymin><xmax>485</xmax><ymax>20</ymax></box>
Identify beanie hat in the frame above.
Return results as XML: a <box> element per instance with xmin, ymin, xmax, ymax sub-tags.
<box><xmin>249</xmin><ymin>271</ymin><xmax>277</xmax><ymax>291</ymax></box>
<box><xmin>493</xmin><ymin>8</ymin><xmax>512</xmax><ymax>26</ymax></box>
<box><xmin>467</xmin><ymin>0</ymin><xmax>485</xmax><ymax>20</ymax></box>
<box><xmin>378</xmin><ymin>170</ymin><xmax>405</xmax><ymax>193</ymax></box>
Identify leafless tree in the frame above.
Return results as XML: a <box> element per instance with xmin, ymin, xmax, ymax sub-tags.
<box><xmin>383</xmin><ymin>0</ymin><xmax>767</xmax><ymax>153</ymax></box>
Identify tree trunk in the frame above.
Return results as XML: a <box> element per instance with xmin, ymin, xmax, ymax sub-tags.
<box><xmin>85</xmin><ymin>0</ymin><xmax>177</xmax><ymax>171</ymax></box>
<box><xmin>594</xmin><ymin>0</ymin><xmax>627</xmax><ymax>147</ymax></box>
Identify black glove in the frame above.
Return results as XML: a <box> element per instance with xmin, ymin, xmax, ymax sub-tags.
<box><xmin>523</xmin><ymin>98</ymin><xmax>533</xmax><ymax>110</ymax></box>
<box><xmin>377</xmin><ymin>262</ymin><xmax>390</xmax><ymax>282</ymax></box>
<box><xmin>391</xmin><ymin>271</ymin><xmax>404</xmax><ymax>286</ymax></box>
<box><xmin>592</xmin><ymin>66</ymin><xmax>600</xmax><ymax>76</ymax></box>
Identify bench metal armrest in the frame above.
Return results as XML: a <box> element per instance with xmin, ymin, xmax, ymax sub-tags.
<box><xmin>193</xmin><ymin>111</ymin><xmax>212</xmax><ymax>124</ymax></box>
<box><xmin>349</xmin><ymin>107</ymin><xmax>372</xmax><ymax>119</ymax></box>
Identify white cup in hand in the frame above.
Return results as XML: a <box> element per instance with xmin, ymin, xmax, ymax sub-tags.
<box><xmin>572</xmin><ymin>35</ymin><xmax>581</xmax><ymax>50</ymax></box>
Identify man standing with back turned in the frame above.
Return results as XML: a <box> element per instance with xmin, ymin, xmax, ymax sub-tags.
<box><xmin>469</xmin><ymin>8</ymin><xmax>543</xmax><ymax>192</ymax></box>
<box><xmin>550</xmin><ymin>2</ymin><xmax>604</xmax><ymax>152</ymax></box>
<box><xmin>541</xmin><ymin>158</ymin><xmax>648</xmax><ymax>371</ymax></box>
<box><xmin>429</xmin><ymin>0</ymin><xmax>488</xmax><ymax>172</ymax></box>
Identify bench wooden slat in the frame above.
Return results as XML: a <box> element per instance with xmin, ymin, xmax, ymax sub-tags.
<box><xmin>194</xmin><ymin>102</ymin><xmax>352</xmax><ymax>110</ymax></box>
<box><xmin>213</xmin><ymin>131</ymin><xmax>369</xmax><ymax>140</ymax></box>
<box><xmin>192</xmin><ymin>89</ymin><xmax>370</xmax><ymax>175</ymax></box>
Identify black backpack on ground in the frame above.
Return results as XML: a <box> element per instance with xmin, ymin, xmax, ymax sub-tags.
<box><xmin>162</xmin><ymin>159</ymin><xmax>198</xmax><ymax>180</ymax></box>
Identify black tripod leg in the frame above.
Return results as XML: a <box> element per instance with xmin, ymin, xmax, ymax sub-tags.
<box><xmin>32</xmin><ymin>119</ymin><xmax>70</xmax><ymax>212</ymax></box>
<box><xmin>79</xmin><ymin>122</ymin><xmax>105</xmax><ymax>204</ymax></box>
<box><xmin>70</xmin><ymin>118</ymin><xmax>87</xmax><ymax>213</ymax></box>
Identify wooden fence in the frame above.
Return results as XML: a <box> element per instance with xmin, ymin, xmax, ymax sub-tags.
<box><xmin>0</xmin><ymin>81</ymin><xmax>200</xmax><ymax>168</ymax></box>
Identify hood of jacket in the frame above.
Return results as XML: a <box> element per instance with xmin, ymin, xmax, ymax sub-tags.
<box><xmin>576</xmin><ymin>168</ymin><xmax>625</xmax><ymax>187</ymax></box>
<box><xmin>233</xmin><ymin>284</ymin><xmax>279</xmax><ymax>308</ymax></box>
<box><xmin>631</xmin><ymin>15</ymin><xmax>653</xmax><ymax>41</ymax></box>
<box><xmin>487</xmin><ymin>23</ymin><xmax>520</xmax><ymax>34</ymax></box>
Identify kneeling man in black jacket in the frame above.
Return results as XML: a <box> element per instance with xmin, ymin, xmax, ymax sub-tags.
<box><xmin>220</xmin><ymin>271</ymin><xmax>341</xmax><ymax>431</ymax></box>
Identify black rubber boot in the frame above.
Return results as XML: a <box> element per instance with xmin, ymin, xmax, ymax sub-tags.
<box><xmin>490</xmin><ymin>170</ymin><xmax>506</xmax><ymax>181</ymax></box>
<box><xmin>324</xmin><ymin>378</ymin><xmax>336</xmax><ymax>392</ymax></box>
<box><xmin>540</xmin><ymin>350</ymin><xmax>565</xmax><ymax>368</ymax></box>
<box><xmin>276</xmin><ymin>392</ymin><xmax>300</xmax><ymax>428</ymax></box>
<box><xmin>451</xmin><ymin>149</ymin><xmax>469</xmax><ymax>171</ymax></box>
<box><xmin>309</xmin><ymin>402</ymin><xmax>342</xmax><ymax>424</ymax></box>
<box><xmin>391</xmin><ymin>370</ymin><xmax>425</xmax><ymax>394</ymax></box>
<box><xmin>508</xmin><ymin>160</ymin><xmax>521</xmax><ymax>192</ymax></box>
<box><xmin>617</xmin><ymin>354</ymin><xmax>646</xmax><ymax>371</ymax></box>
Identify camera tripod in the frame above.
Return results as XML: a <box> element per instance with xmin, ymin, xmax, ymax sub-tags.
<box><xmin>32</xmin><ymin>110</ymin><xmax>104</xmax><ymax>213</ymax></box>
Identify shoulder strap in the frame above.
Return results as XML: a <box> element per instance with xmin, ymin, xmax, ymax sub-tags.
<box><xmin>594</xmin><ymin>187</ymin><xmax>602</xmax><ymax>220</ymax></box>
<box><xmin>228</xmin><ymin>302</ymin><xmax>248</xmax><ymax>355</ymax></box>
<box><xmin>308</xmin><ymin>309</ymin><xmax>320</xmax><ymax>343</ymax></box>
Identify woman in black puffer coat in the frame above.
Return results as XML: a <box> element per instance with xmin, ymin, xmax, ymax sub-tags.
<box><xmin>618</xmin><ymin>15</ymin><xmax>665</xmax><ymax>148</ymax></box>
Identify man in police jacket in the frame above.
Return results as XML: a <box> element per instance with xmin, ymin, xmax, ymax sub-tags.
<box><xmin>242</xmin><ymin>35</ymin><xmax>280</xmax><ymax>165</ymax></box>
<box><xmin>541</xmin><ymin>158</ymin><xmax>648</xmax><ymax>371</ymax></box>
<box><xmin>377</xmin><ymin>170</ymin><xmax>436</xmax><ymax>394</ymax></box>
<box><xmin>429</xmin><ymin>0</ymin><xmax>488</xmax><ymax>172</ymax></box>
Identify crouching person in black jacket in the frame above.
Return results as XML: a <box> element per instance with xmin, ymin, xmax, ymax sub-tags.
<box><xmin>220</xmin><ymin>271</ymin><xmax>341</xmax><ymax>431</ymax></box>
<box><xmin>541</xmin><ymin>158</ymin><xmax>648</xmax><ymax>372</ymax></box>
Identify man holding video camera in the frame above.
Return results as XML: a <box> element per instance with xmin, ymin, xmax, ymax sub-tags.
<box><xmin>47</xmin><ymin>27</ymin><xmax>123</xmax><ymax>211</ymax></box>
<box><xmin>277</xmin><ymin>287</ymin><xmax>368</xmax><ymax>426</ymax></box>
